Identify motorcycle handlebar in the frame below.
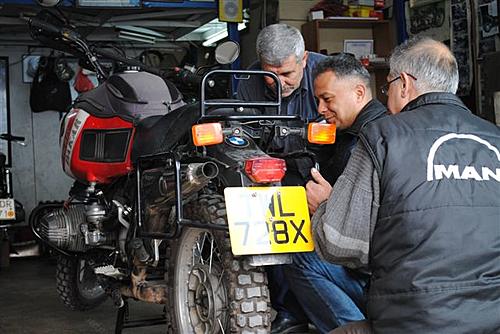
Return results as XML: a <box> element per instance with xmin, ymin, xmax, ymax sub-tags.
<box><xmin>95</xmin><ymin>49</ymin><xmax>162</xmax><ymax>76</ymax></box>
<box><xmin>27</xmin><ymin>14</ymin><xmax>211</xmax><ymax>85</ymax></box>
<box><xmin>27</xmin><ymin>15</ymin><xmax>161</xmax><ymax>78</ymax></box>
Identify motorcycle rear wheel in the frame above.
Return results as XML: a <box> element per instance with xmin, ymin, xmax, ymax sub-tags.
<box><xmin>167</xmin><ymin>194</ymin><xmax>271</xmax><ymax>333</ymax></box>
<box><xmin>56</xmin><ymin>255</ymin><xmax>107</xmax><ymax>311</ymax></box>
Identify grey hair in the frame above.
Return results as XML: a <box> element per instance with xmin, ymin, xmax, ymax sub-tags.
<box><xmin>256</xmin><ymin>24</ymin><xmax>305</xmax><ymax>66</ymax></box>
<box><xmin>312</xmin><ymin>53</ymin><xmax>371</xmax><ymax>88</ymax></box>
<box><xmin>389</xmin><ymin>36</ymin><xmax>459</xmax><ymax>94</ymax></box>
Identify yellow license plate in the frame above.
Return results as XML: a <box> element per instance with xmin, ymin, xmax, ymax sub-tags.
<box><xmin>0</xmin><ymin>198</ymin><xmax>15</xmax><ymax>220</ymax></box>
<box><xmin>224</xmin><ymin>186</ymin><xmax>314</xmax><ymax>256</ymax></box>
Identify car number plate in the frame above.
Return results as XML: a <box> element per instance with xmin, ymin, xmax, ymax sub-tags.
<box><xmin>224</xmin><ymin>186</ymin><xmax>314</xmax><ymax>256</ymax></box>
<box><xmin>0</xmin><ymin>198</ymin><xmax>15</xmax><ymax>220</ymax></box>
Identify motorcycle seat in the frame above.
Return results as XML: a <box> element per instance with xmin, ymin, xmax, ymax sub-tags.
<box><xmin>131</xmin><ymin>102</ymin><xmax>200</xmax><ymax>161</ymax></box>
<box><xmin>74</xmin><ymin>71</ymin><xmax>185</xmax><ymax>123</ymax></box>
<box><xmin>131</xmin><ymin>102</ymin><xmax>265</xmax><ymax>161</ymax></box>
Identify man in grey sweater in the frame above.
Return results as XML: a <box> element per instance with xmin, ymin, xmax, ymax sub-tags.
<box><xmin>284</xmin><ymin>54</ymin><xmax>386</xmax><ymax>334</ymax></box>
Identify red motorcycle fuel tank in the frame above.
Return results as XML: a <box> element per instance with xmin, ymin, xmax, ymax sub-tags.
<box><xmin>60</xmin><ymin>108</ymin><xmax>135</xmax><ymax>184</ymax></box>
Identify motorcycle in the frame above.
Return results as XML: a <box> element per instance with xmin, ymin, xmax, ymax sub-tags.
<box><xmin>0</xmin><ymin>133</ymin><xmax>26</xmax><ymax>268</ymax></box>
<box><xmin>27</xmin><ymin>10</ymin><xmax>336</xmax><ymax>333</ymax></box>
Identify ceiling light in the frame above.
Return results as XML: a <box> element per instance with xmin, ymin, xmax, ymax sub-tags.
<box><xmin>116</xmin><ymin>25</ymin><xmax>166</xmax><ymax>44</ymax></box>
<box><xmin>118</xmin><ymin>32</ymin><xmax>156</xmax><ymax>44</ymax></box>
<box><xmin>202</xmin><ymin>22</ymin><xmax>246</xmax><ymax>47</ymax></box>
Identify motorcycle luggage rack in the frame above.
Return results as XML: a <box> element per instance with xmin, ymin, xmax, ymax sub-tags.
<box><xmin>135</xmin><ymin>151</ymin><xmax>228</xmax><ymax>241</ymax></box>
<box><xmin>137</xmin><ymin>70</ymin><xmax>304</xmax><ymax>240</ymax></box>
<box><xmin>199</xmin><ymin>70</ymin><xmax>302</xmax><ymax>122</ymax></box>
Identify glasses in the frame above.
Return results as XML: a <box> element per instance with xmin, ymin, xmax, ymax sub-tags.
<box><xmin>380</xmin><ymin>73</ymin><xmax>417</xmax><ymax>96</ymax></box>
<box><xmin>329</xmin><ymin>52</ymin><xmax>356</xmax><ymax>58</ymax></box>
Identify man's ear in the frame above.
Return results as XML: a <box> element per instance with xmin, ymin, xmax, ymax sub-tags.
<box><xmin>301</xmin><ymin>51</ymin><xmax>309</xmax><ymax>68</ymax></box>
<box><xmin>400</xmin><ymin>72</ymin><xmax>415</xmax><ymax>99</ymax></box>
<box><xmin>354</xmin><ymin>83</ymin><xmax>366</xmax><ymax>102</ymax></box>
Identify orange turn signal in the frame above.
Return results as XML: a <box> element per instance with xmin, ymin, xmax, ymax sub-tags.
<box><xmin>192</xmin><ymin>123</ymin><xmax>224</xmax><ymax>146</ymax></box>
<box><xmin>308</xmin><ymin>122</ymin><xmax>336</xmax><ymax>144</ymax></box>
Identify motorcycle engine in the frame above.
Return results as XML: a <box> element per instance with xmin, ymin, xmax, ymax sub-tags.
<box><xmin>39</xmin><ymin>203</ymin><xmax>115</xmax><ymax>252</ymax></box>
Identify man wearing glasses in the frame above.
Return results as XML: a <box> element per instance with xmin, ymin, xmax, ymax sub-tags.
<box><xmin>308</xmin><ymin>36</ymin><xmax>500</xmax><ymax>333</ymax></box>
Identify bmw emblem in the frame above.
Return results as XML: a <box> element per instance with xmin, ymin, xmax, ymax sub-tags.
<box><xmin>226</xmin><ymin>136</ymin><xmax>249</xmax><ymax>147</ymax></box>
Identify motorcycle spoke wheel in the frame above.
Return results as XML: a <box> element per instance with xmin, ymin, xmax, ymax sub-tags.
<box><xmin>186</xmin><ymin>231</ymin><xmax>228</xmax><ymax>333</ymax></box>
<box><xmin>76</xmin><ymin>258</ymin><xmax>105</xmax><ymax>300</ymax></box>
<box><xmin>56</xmin><ymin>255</ymin><xmax>106</xmax><ymax>311</ymax></box>
<box><xmin>167</xmin><ymin>194</ymin><xmax>271</xmax><ymax>334</ymax></box>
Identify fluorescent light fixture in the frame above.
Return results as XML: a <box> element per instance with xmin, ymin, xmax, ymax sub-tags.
<box><xmin>202</xmin><ymin>30</ymin><xmax>228</xmax><ymax>47</ymax></box>
<box><xmin>202</xmin><ymin>22</ymin><xmax>246</xmax><ymax>47</ymax></box>
<box><xmin>116</xmin><ymin>25</ymin><xmax>166</xmax><ymax>44</ymax></box>
<box><xmin>178</xmin><ymin>18</ymin><xmax>247</xmax><ymax>45</ymax></box>
<box><xmin>118</xmin><ymin>31</ymin><xmax>156</xmax><ymax>44</ymax></box>
<box><xmin>78</xmin><ymin>0</ymin><xmax>140</xmax><ymax>7</ymax></box>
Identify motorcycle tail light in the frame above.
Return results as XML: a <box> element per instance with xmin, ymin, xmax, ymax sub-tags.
<box><xmin>244</xmin><ymin>157</ymin><xmax>286</xmax><ymax>183</ymax></box>
<box><xmin>308</xmin><ymin>122</ymin><xmax>336</xmax><ymax>144</ymax></box>
<box><xmin>192</xmin><ymin>123</ymin><xmax>223</xmax><ymax>146</ymax></box>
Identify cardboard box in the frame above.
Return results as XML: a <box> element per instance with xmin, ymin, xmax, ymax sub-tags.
<box><xmin>347</xmin><ymin>5</ymin><xmax>374</xmax><ymax>17</ymax></box>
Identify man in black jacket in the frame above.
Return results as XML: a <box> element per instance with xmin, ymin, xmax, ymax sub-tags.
<box><xmin>285</xmin><ymin>54</ymin><xmax>387</xmax><ymax>334</ymax></box>
<box><xmin>310</xmin><ymin>37</ymin><xmax>500</xmax><ymax>334</ymax></box>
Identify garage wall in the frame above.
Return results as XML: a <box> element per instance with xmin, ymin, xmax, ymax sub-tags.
<box><xmin>239</xmin><ymin>0</ymin><xmax>313</xmax><ymax>68</ymax></box>
<box><xmin>278</xmin><ymin>0</ymin><xmax>314</xmax><ymax>29</ymax></box>
<box><xmin>1</xmin><ymin>46</ymin><xmax>73</xmax><ymax>220</ymax></box>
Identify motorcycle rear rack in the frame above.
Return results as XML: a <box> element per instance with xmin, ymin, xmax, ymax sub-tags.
<box><xmin>136</xmin><ymin>71</ymin><xmax>306</xmax><ymax>240</ymax></box>
<box><xmin>135</xmin><ymin>152</ymin><xmax>228</xmax><ymax>240</ymax></box>
<box><xmin>199</xmin><ymin>69</ymin><xmax>303</xmax><ymax>123</ymax></box>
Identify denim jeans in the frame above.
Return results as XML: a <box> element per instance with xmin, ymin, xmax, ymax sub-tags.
<box><xmin>266</xmin><ymin>265</ymin><xmax>308</xmax><ymax>322</ymax></box>
<box><xmin>284</xmin><ymin>251</ymin><xmax>368</xmax><ymax>334</ymax></box>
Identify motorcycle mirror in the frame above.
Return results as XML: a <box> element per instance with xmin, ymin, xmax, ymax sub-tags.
<box><xmin>36</xmin><ymin>0</ymin><xmax>62</xmax><ymax>6</ymax></box>
<box><xmin>215</xmin><ymin>41</ymin><xmax>240</xmax><ymax>65</ymax></box>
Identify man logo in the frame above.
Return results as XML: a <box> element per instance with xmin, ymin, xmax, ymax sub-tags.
<box><xmin>427</xmin><ymin>133</ymin><xmax>500</xmax><ymax>182</ymax></box>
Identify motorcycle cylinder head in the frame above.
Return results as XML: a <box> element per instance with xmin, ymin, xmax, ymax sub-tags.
<box><xmin>38</xmin><ymin>205</ymin><xmax>87</xmax><ymax>252</ymax></box>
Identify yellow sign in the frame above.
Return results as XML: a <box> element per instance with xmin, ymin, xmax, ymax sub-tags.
<box><xmin>0</xmin><ymin>198</ymin><xmax>16</xmax><ymax>220</ymax></box>
<box><xmin>224</xmin><ymin>187</ymin><xmax>314</xmax><ymax>256</ymax></box>
<box><xmin>218</xmin><ymin>0</ymin><xmax>243</xmax><ymax>23</ymax></box>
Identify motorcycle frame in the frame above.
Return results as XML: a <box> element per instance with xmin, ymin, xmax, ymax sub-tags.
<box><xmin>136</xmin><ymin>70</ymin><xmax>305</xmax><ymax>241</ymax></box>
<box><xmin>135</xmin><ymin>152</ymin><xmax>229</xmax><ymax>241</ymax></box>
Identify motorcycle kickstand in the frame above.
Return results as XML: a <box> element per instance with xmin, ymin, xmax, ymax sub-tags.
<box><xmin>114</xmin><ymin>296</ymin><xmax>167</xmax><ymax>333</ymax></box>
<box><xmin>115</xmin><ymin>297</ymin><xmax>128</xmax><ymax>334</ymax></box>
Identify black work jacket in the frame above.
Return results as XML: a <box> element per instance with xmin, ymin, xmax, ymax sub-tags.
<box><xmin>360</xmin><ymin>92</ymin><xmax>500</xmax><ymax>334</ymax></box>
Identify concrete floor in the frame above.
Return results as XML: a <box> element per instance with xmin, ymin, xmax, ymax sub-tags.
<box><xmin>0</xmin><ymin>257</ymin><xmax>167</xmax><ymax>334</ymax></box>
<box><xmin>0</xmin><ymin>257</ymin><xmax>318</xmax><ymax>334</ymax></box>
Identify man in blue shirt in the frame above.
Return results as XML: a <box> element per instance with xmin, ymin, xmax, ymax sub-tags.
<box><xmin>237</xmin><ymin>25</ymin><xmax>324</xmax><ymax>122</ymax></box>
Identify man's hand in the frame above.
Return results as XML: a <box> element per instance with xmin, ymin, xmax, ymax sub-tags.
<box><xmin>306</xmin><ymin>168</ymin><xmax>333</xmax><ymax>214</ymax></box>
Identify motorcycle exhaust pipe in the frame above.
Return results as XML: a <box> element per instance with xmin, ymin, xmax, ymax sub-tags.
<box><xmin>157</xmin><ymin>162</ymin><xmax>219</xmax><ymax>203</ymax></box>
<box><xmin>187</xmin><ymin>161</ymin><xmax>219</xmax><ymax>184</ymax></box>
